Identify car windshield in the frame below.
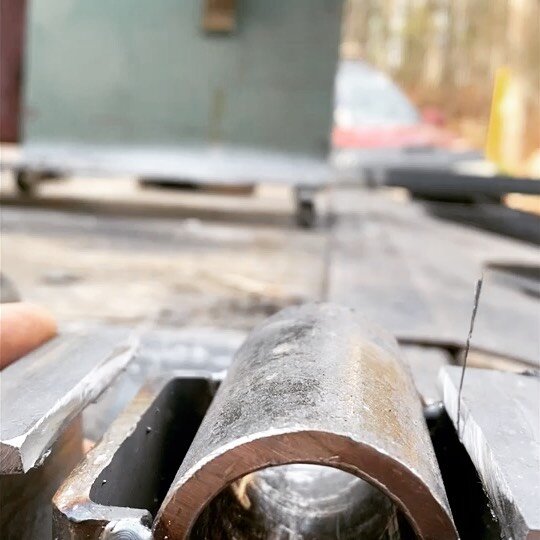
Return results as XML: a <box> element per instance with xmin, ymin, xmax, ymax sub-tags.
<box><xmin>335</xmin><ymin>61</ymin><xmax>420</xmax><ymax>128</ymax></box>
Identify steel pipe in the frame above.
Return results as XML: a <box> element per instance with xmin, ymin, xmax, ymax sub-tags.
<box><xmin>154</xmin><ymin>303</ymin><xmax>457</xmax><ymax>539</ymax></box>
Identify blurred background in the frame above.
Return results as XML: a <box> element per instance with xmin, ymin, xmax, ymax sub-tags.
<box><xmin>342</xmin><ymin>0</ymin><xmax>540</xmax><ymax>177</ymax></box>
<box><xmin>0</xmin><ymin>0</ymin><xmax>538</xmax><ymax>333</ymax></box>
<box><xmin>0</xmin><ymin>0</ymin><xmax>538</xmax><ymax>332</ymax></box>
<box><xmin>0</xmin><ymin>2</ymin><xmax>539</xmax><ymax>539</ymax></box>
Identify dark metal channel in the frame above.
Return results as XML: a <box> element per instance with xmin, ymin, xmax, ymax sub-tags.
<box><xmin>427</xmin><ymin>411</ymin><xmax>502</xmax><ymax>539</ymax></box>
<box><xmin>90</xmin><ymin>377</ymin><xmax>213</xmax><ymax>517</ymax></box>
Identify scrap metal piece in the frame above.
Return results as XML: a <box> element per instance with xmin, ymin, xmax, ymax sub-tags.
<box><xmin>53</xmin><ymin>372</ymin><xmax>214</xmax><ymax>539</ymax></box>
<box><xmin>154</xmin><ymin>303</ymin><xmax>457</xmax><ymax>539</ymax></box>
<box><xmin>440</xmin><ymin>366</ymin><xmax>540</xmax><ymax>540</ymax></box>
<box><xmin>1</xmin><ymin>328</ymin><xmax>137</xmax><ymax>473</ymax></box>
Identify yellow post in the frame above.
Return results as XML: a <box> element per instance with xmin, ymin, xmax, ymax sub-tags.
<box><xmin>485</xmin><ymin>66</ymin><xmax>512</xmax><ymax>172</ymax></box>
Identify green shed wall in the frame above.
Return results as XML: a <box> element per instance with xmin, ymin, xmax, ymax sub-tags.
<box><xmin>23</xmin><ymin>0</ymin><xmax>342</xmax><ymax>158</ymax></box>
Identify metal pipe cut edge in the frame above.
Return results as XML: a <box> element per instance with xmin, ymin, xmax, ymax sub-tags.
<box><xmin>154</xmin><ymin>302</ymin><xmax>457</xmax><ymax>539</ymax></box>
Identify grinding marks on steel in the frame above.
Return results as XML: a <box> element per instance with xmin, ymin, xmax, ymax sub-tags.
<box><xmin>154</xmin><ymin>303</ymin><xmax>457</xmax><ymax>539</ymax></box>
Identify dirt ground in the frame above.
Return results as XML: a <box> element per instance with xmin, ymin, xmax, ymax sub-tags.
<box><xmin>0</xmin><ymin>174</ymin><xmax>329</xmax><ymax>331</ymax></box>
<box><xmin>2</xmin><ymin>168</ymin><xmax>538</xmax><ymax>367</ymax></box>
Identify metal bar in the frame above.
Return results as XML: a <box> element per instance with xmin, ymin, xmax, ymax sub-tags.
<box><xmin>1</xmin><ymin>144</ymin><xmax>333</xmax><ymax>187</ymax></box>
<box><xmin>384</xmin><ymin>168</ymin><xmax>540</xmax><ymax>198</ymax></box>
<box><xmin>440</xmin><ymin>366</ymin><xmax>540</xmax><ymax>540</ymax></box>
<box><xmin>154</xmin><ymin>303</ymin><xmax>457</xmax><ymax>539</ymax></box>
<box><xmin>1</xmin><ymin>328</ymin><xmax>137</xmax><ymax>473</ymax></box>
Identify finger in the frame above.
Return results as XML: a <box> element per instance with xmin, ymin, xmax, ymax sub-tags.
<box><xmin>0</xmin><ymin>303</ymin><xmax>57</xmax><ymax>370</ymax></box>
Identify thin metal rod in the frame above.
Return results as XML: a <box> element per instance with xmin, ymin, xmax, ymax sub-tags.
<box><xmin>457</xmin><ymin>276</ymin><xmax>484</xmax><ymax>435</ymax></box>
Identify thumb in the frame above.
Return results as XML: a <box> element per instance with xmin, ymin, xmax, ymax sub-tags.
<box><xmin>0</xmin><ymin>303</ymin><xmax>57</xmax><ymax>370</ymax></box>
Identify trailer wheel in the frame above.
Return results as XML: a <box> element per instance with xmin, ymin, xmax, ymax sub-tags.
<box><xmin>296</xmin><ymin>199</ymin><xmax>316</xmax><ymax>228</ymax></box>
<box><xmin>15</xmin><ymin>171</ymin><xmax>37</xmax><ymax>196</ymax></box>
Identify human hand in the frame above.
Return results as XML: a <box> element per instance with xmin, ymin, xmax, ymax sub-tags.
<box><xmin>0</xmin><ymin>302</ymin><xmax>57</xmax><ymax>369</ymax></box>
